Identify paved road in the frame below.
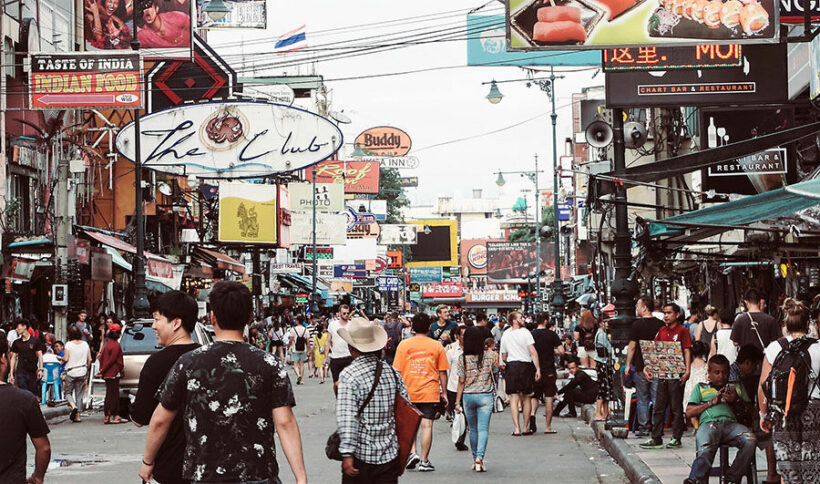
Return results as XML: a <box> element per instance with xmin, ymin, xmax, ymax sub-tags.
<box><xmin>31</xmin><ymin>367</ymin><xmax>627</xmax><ymax>484</ymax></box>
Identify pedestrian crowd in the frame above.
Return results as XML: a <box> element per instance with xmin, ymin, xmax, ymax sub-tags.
<box><xmin>3</xmin><ymin>284</ymin><xmax>820</xmax><ymax>484</ymax></box>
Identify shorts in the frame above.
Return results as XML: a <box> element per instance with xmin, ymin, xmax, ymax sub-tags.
<box><xmin>504</xmin><ymin>361</ymin><xmax>535</xmax><ymax>396</ymax></box>
<box><xmin>291</xmin><ymin>352</ymin><xmax>307</xmax><ymax>362</ymax></box>
<box><xmin>533</xmin><ymin>371</ymin><xmax>557</xmax><ymax>399</ymax></box>
<box><xmin>577</xmin><ymin>347</ymin><xmax>591</xmax><ymax>360</ymax></box>
<box><xmin>330</xmin><ymin>356</ymin><xmax>353</xmax><ymax>382</ymax></box>
<box><xmin>413</xmin><ymin>401</ymin><xmax>442</xmax><ymax>420</ymax></box>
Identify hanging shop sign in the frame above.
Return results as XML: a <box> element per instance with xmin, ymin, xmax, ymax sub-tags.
<box><xmin>421</xmin><ymin>282</ymin><xmax>463</xmax><ymax>298</ymax></box>
<box><xmin>409</xmin><ymin>267</ymin><xmax>443</xmax><ymax>283</ymax></box>
<box><xmin>486</xmin><ymin>241</ymin><xmax>556</xmax><ymax>284</ymax></box>
<box><xmin>196</xmin><ymin>0</ymin><xmax>266</xmax><ymax>29</ymax></box>
<box><xmin>354</xmin><ymin>127</ymin><xmax>412</xmax><ymax>157</ymax></box>
<box><xmin>270</xmin><ymin>263</ymin><xmax>302</xmax><ymax>273</ymax></box>
<box><xmin>387</xmin><ymin>250</ymin><xmax>403</xmax><ymax>269</ymax></box>
<box><xmin>217</xmin><ymin>181</ymin><xmax>277</xmax><ymax>244</ymax></box>
<box><xmin>467</xmin><ymin>13</ymin><xmax>601</xmax><ymax>66</ymax></box>
<box><xmin>303</xmin><ymin>247</ymin><xmax>333</xmax><ymax>260</ymax></box>
<box><xmin>602</xmin><ymin>44</ymin><xmax>742</xmax><ymax>71</ymax></box>
<box><xmin>29</xmin><ymin>52</ymin><xmax>143</xmax><ymax>109</ymax></box>
<box><xmin>334</xmin><ymin>264</ymin><xmax>367</xmax><ymax>279</ymax></box>
<box><xmin>116</xmin><ymin>101</ymin><xmax>343</xmax><ymax>178</ymax></box>
<box><xmin>287</xmin><ymin>182</ymin><xmax>344</xmax><ymax>212</ymax></box>
<box><xmin>86</xmin><ymin>0</ymin><xmax>193</xmax><ymax>59</ymax></box>
<box><xmin>377</xmin><ymin>276</ymin><xmax>402</xmax><ymax>292</ymax></box>
<box><xmin>605</xmin><ymin>43</ymin><xmax>787</xmax><ymax>107</ymax></box>
<box><xmin>506</xmin><ymin>0</ymin><xmax>778</xmax><ymax>50</ymax></box>
<box><xmin>378</xmin><ymin>224</ymin><xmax>418</xmax><ymax>245</ymax></box>
<box><xmin>146</xmin><ymin>34</ymin><xmax>238</xmax><ymax>113</ymax></box>
<box><xmin>347</xmin><ymin>222</ymin><xmax>381</xmax><ymax>239</ymax></box>
<box><xmin>329</xmin><ymin>280</ymin><xmax>353</xmax><ymax>293</ymax></box>
<box><xmin>400</xmin><ymin>176</ymin><xmax>419</xmax><ymax>187</ymax></box>
<box><xmin>304</xmin><ymin>160</ymin><xmax>379</xmax><ymax>194</ymax></box>
<box><xmin>363</xmin><ymin>156</ymin><xmax>420</xmax><ymax>169</ymax></box>
<box><xmin>290</xmin><ymin>212</ymin><xmax>347</xmax><ymax>245</ymax></box>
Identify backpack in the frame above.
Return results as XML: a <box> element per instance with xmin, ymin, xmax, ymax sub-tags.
<box><xmin>763</xmin><ymin>336</ymin><xmax>819</xmax><ymax>420</ymax></box>
<box><xmin>384</xmin><ymin>322</ymin><xmax>402</xmax><ymax>354</ymax></box>
<box><xmin>294</xmin><ymin>327</ymin><xmax>307</xmax><ymax>352</ymax></box>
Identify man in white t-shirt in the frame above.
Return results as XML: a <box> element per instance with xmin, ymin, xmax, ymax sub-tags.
<box><xmin>325</xmin><ymin>304</ymin><xmax>353</xmax><ymax>395</ymax></box>
<box><xmin>500</xmin><ymin>311</ymin><xmax>541</xmax><ymax>436</ymax></box>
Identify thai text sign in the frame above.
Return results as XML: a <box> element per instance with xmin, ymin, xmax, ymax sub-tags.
<box><xmin>305</xmin><ymin>160</ymin><xmax>380</xmax><ymax>194</ymax></box>
<box><xmin>287</xmin><ymin>182</ymin><xmax>344</xmax><ymax>212</ymax></box>
<box><xmin>421</xmin><ymin>282</ymin><xmax>463</xmax><ymax>298</ymax></box>
<box><xmin>602</xmin><ymin>45</ymin><xmax>742</xmax><ymax>71</ymax></box>
<box><xmin>116</xmin><ymin>101</ymin><xmax>343</xmax><ymax>178</ymax></box>
<box><xmin>409</xmin><ymin>267</ymin><xmax>443</xmax><ymax>283</ymax></box>
<box><xmin>29</xmin><ymin>53</ymin><xmax>143</xmax><ymax>109</ymax></box>
<box><xmin>217</xmin><ymin>182</ymin><xmax>277</xmax><ymax>244</ymax></box>
<box><xmin>506</xmin><ymin>0</ymin><xmax>778</xmax><ymax>50</ymax></box>
<box><xmin>303</xmin><ymin>247</ymin><xmax>333</xmax><ymax>260</ymax></box>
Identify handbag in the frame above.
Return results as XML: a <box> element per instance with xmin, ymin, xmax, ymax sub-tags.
<box><xmin>390</xmin><ymin>369</ymin><xmax>422</xmax><ymax>477</ymax></box>
<box><xmin>451</xmin><ymin>411</ymin><xmax>466</xmax><ymax>443</ymax></box>
<box><xmin>325</xmin><ymin>361</ymin><xmax>382</xmax><ymax>461</ymax></box>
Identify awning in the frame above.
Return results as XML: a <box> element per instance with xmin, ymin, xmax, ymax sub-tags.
<box><xmin>103</xmin><ymin>246</ymin><xmax>132</xmax><ymax>271</ymax></box>
<box><xmin>279</xmin><ymin>273</ymin><xmax>330</xmax><ymax>300</ymax></box>
<box><xmin>185</xmin><ymin>260</ymin><xmax>214</xmax><ymax>279</ymax></box>
<box><xmin>8</xmin><ymin>237</ymin><xmax>51</xmax><ymax>248</ymax></box>
<box><xmin>82</xmin><ymin>229</ymin><xmax>174</xmax><ymax>279</ymax></box>
<box><xmin>648</xmin><ymin>178</ymin><xmax>820</xmax><ymax>239</ymax></box>
<box><xmin>195</xmin><ymin>247</ymin><xmax>245</xmax><ymax>274</ymax></box>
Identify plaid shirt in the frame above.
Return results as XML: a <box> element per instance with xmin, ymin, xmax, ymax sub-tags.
<box><xmin>336</xmin><ymin>354</ymin><xmax>408</xmax><ymax>464</ymax></box>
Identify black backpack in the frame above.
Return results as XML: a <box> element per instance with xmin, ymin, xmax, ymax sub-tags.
<box><xmin>763</xmin><ymin>336</ymin><xmax>819</xmax><ymax>420</ymax></box>
<box><xmin>295</xmin><ymin>327</ymin><xmax>307</xmax><ymax>352</ymax></box>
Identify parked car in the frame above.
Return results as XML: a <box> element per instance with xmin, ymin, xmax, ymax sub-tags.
<box><xmin>90</xmin><ymin>318</ymin><xmax>214</xmax><ymax>416</ymax></box>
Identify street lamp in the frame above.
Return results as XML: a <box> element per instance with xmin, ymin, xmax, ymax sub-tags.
<box><xmin>495</xmin><ymin>172</ymin><xmax>506</xmax><ymax>187</ymax></box>
<box><xmin>486</xmin><ymin>67</ymin><xmax>566</xmax><ymax>318</ymax></box>
<box><xmin>203</xmin><ymin>0</ymin><xmax>231</xmax><ymax>21</ymax></box>
<box><xmin>351</xmin><ymin>142</ymin><xmax>366</xmax><ymax>158</ymax></box>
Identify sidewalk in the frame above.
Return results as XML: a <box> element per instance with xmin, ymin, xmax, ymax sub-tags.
<box><xmin>583</xmin><ymin>406</ymin><xmax>771</xmax><ymax>483</ymax></box>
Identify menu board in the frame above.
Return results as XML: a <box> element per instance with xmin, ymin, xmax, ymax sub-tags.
<box><xmin>639</xmin><ymin>340</ymin><xmax>687</xmax><ymax>379</ymax></box>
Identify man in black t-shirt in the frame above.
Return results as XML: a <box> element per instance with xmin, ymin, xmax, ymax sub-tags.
<box><xmin>9</xmin><ymin>320</ymin><xmax>44</xmax><ymax>396</ymax></box>
<box><xmin>139</xmin><ymin>281</ymin><xmax>307</xmax><ymax>484</ymax></box>
<box><xmin>731</xmin><ymin>288</ymin><xmax>779</xmax><ymax>352</ymax></box>
<box><xmin>531</xmin><ymin>313</ymin><xmax>564</xmax><ymax>434</ymax></box>
<box><xmin>553</xmin><ymin>359</ymin><xmax>598</xmax><ymax>418</ymax></box>
<box><xmin>625</xmin><ymin>296</ymin><xmax>665</xmax><ymax>437</ymax></box>
<box><xmin>0</xmin><ymin>335</ymin><xmax>51</xmax><ymax>484</ymax></box>
<box><xmin>132</xmin><ymin>291</ymin><xmax>200</xmax><ymax>484</ymax></box>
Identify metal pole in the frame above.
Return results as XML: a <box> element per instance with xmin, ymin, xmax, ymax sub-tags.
<box><xmin>550</xmin><ymin>67</ymin><xmax>565</xmax><ymax>321</ymax></box>
<box><xmin>534</xmin><ymin>153</ymin><xmax>541</xmax><ymax>312</ymax></box>
<box><xmin>310</xmin><ymin>165</ymin><xmax>318</xmax><ymax>313</ymax></box>
<box><xmin>54</xmin><ymin>158</ymin><xmax>69</xmax><ymax>340</ymax></box>
<box><xmin>131</xmin><ymin>4</ymin><xmax>149</xmax><ymax>318</ymax></box>
<box><xmin>0</xmin><ymin>0</ymin><xmax>6</xmax><ymax>325</ymax></box>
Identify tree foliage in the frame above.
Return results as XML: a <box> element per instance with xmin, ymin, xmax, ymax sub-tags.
<box><xmin>378</xmin><ymin>167</ymin><xmax>408</xmax><ymax>224</ymax></box>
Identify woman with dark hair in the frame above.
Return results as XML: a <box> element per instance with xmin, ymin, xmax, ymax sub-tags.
<box><xmin>759</xmin><ymin>298</ymin><xmax>820</xmax><ymax>482</ymax></box>
<box><xmin>455</xmin><ymin>326</ymin><xmax>500</xmax><ymax>472</ymax></box>
<box><xmin>62</xmin><ymin>325</ymin><xmax>91</xmax><ymax>422</ymax></box>
<box><xmin>574</xmin><ymin>310</ymin><xmax>598</xmax><ymax>368</ymax></box>
<box><xmin>96</xmin><ymin>323</ymin><xmax>127</xmax><ymax>424</ymax></box>
<box><xmin>593</xmin><ymin>319</ymin><xmax>614</xmax><ymax>421</ymax></box>
<box><xmin>711</xmin><ymin>308</ymin><xmax>738</xmax><ymax>363</ymax></box>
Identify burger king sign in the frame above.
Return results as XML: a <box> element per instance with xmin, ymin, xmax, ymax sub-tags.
<box><xmin>468</xmin><ymin>244</ymin><xmax>487</xmax><ymax>269</ymax></box>
<box><xmin>461</xmin><ymin>239</ymin><xmax>504</xmax><ymax>276</ymax></box>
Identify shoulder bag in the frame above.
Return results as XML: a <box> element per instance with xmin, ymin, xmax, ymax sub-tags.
<box><xmin>326</xmin><ymin>361</ymin><xmax>382</xmax><ymax>461</ymax></box>
<box><xmin>747</xmin><ymin>312</ymin><xmax>766</xmax><ymax>349</ymax></box>
<box><xmin>389</xmin><ymin>367</ymin><xmax>422</xmax><ymax>476</ymax></box>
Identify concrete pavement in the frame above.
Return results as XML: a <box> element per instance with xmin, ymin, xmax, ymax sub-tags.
<box><xmin>29</xmin><ymin>366</ymin><xmax>628</xmax><ymax>483</ymax></box>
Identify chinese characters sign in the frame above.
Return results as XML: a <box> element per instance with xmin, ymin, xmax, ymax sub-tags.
<box><xmin>421</xmin><ymin>282</ymin><xmax>463</xmax><ymax>298</ymax></box>
<box><xmin>602</xmin><ymin>45</ymin><xmax>742</xmax><ymax>71</ymax></box>
<box><xmin>305</xmin><ymin>160</ymin><xmax>380</xmax><ymax>194</ymax></box>
<box><xmin>29</xmin><ymin>53</ymin><xmax>143</xmax><ymax>109</ymax></box>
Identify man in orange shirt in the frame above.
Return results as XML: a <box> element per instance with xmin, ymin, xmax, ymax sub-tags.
<box><xmin>393</xmin><ymin>313</ymin><xmax>449</xmax><ymax>473</ymax></box>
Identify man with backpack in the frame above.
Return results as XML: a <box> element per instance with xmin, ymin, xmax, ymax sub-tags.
<box><xmin>289</xmin><ymin>318</ymin><xmax>310</xmax><ymax>385</ymax></box>
<box><xmin>731</xmin><ymin>288</ymin><xmax>780</xmax><ymax>353</ymax></box>
<box><xmin>381</xmin><ymin>312</ymin><xmax>408</xmax><ymax>366</ymax></box>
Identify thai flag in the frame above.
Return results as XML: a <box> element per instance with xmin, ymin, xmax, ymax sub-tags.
<box><xmin>275</xmin><ymin>25</ymin><xmax>307</xmax><ymax>53</ymax></box>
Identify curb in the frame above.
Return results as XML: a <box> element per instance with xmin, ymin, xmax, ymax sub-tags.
<box><xmin>581</xmin><ymin>405</ymin><xmax>662</xmax><ymax>484</ymax></box>
<box><xmin>41</xmin><ymin>405</ymin><xmax>72</xmax><ymax>422</ymax></box>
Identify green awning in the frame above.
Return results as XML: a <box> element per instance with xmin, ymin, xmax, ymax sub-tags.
<box><xmin>648</xmin><ymin>178</ymin><xmax>820</xmax><ymax>238</ymax></box>
<box><xmin>103</xmin><ymin>246</ymin><xmax>132</xmax><ymax>271</ymax></box>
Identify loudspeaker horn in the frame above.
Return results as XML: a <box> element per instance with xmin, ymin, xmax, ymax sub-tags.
<box><xmin>624</xmin><ymin>121</ymin><xmax>648</xmax><ymax>149</ymax></box>
<box><xmin>584</xmin><ymin>120</ymin><xmax>613</xmax><ymax>148</ymax></box>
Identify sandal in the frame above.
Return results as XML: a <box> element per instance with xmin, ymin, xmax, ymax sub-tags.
<box><xmin>511</xmin><ymin>431</ymin><xmax>522</xmax><ymax>436</ymax></box>
<box><xmin>522</xmin><ymin>429</ymin><xmax>534</xmax><ymax>435</ymax></box>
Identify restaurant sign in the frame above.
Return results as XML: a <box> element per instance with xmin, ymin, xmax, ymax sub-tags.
<box><xmin>707</xmin><ymin>148</ymin><xmax>787</xmax><ymax>177</ymax></box>
<box><xmin>305</xmin><ymin>160</ymin><xmax>380</xmax><ymax>194</ymax></box>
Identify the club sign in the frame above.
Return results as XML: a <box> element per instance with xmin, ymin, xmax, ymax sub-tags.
<box><xmin>115</xmin><ymin>101</ymin><xmax>343</xmax><ymax>178</ymax></box>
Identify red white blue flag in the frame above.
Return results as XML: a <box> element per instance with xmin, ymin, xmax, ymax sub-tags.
<box><xmin>275</xmin><ymin>25</ymin><xmax>307</xmax><ymax>53</ymax></box>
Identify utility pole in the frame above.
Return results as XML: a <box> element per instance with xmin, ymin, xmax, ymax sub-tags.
<box><xmin>534</xmin><ymin>153</ymin><xmax>541</xmax><ymax>310</ymax></box>
<box><xmin>548</xmin><ymin>67</ymin><xmax>564</xmax><ymax>322</ymax></box>
<box><xmin>54</xmin><ymin>158</ymin><xmax>70</xmax><ymax>341</ymax></box>
<box><xmin>310</xmin><ymin>165</ymin><xmax>318</xmax><ymax>314</ymax></box>
<box><xmin>131</xmin><ymin>2</ymin><xmax>149</xmax><ymax>318</ymax></box>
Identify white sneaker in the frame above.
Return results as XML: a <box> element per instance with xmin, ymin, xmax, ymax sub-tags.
<box><xmin>417</xmin><ymin>461</ymin><xmax>435</xmax><ymax>472</ymax></box>
<box><xmin>405</xmin><ymin>453</ymin><xmax>420</xmax><ymax>470</ymax></box>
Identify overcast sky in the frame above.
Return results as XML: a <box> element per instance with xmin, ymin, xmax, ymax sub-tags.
<box><xmin>209</xmin><ymin>0</ymin><xmax>600</xmax><ymax>210</ymax></box>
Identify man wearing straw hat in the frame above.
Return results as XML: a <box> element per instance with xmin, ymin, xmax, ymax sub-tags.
<box><xmin>336</xmin><ymin>317</ymin><xmax>409</xmax><ymax>483</ymax></box>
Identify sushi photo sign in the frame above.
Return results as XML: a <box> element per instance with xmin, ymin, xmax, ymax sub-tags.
<box><xmin>505</xmin><ymin>0</ymin><xmax>778</xmax><ymax>49</ymax></box>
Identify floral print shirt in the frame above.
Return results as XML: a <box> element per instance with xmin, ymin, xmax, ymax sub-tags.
<box><xmin>456</xmin><ymin>350</ymin><xmax>499</xmax><ymax>394</ymax></box>
<box><xmin>158</xmin><ymin>340</ymin><xmax>295</xmax><ymax>482</ymax></box>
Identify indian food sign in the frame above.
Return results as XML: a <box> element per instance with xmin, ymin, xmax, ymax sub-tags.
<box><xmin>505</xmin><ymin>0</ymin><xmax>778</xmax><ymax>50</ymax></box>
<box><xmin>115</xmin><ymin>101</ymin><xmax>343</xmax><ymax>178</ymax></box>
<box><xmin>29</xmin><ymin>53</ymin><xmax>143</xmax><ymax>109</ymax></box>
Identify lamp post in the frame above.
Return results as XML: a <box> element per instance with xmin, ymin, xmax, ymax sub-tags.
<box><xmin>131</xmin><ymin>1</ymin><xmax>149</xmax><ymax>318</ymax></box>
<box><xmin>310</xmin><ymin>164</ymin><xmax>319</xmax><ymax>314</ymax></box>
<box><xmin>486</xmin><ymin>68</ymin><xmax>565</xmax><ymax>318</ymax></box>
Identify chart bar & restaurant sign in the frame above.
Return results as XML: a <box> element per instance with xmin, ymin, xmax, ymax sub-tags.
<box><xmin>29</xmin><ymin>52</ymin><xmax>143</xmax><ymax>109</ymax></box>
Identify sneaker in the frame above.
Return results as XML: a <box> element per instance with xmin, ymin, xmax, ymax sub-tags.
<box><xmin>639</xmin><ymin>439</ymin><xmax>665</xmax><ymax>449</ymax></box>
<box><xmin>529</xmin><ymin>415</ymin><xmax>537</xmax><ymax>434</ymax></box>
<box><xmin>296</xmin><ymin>376</ymin><xmax>303</xmax><ymax>385</ymax></box>
<box><xmin>666</xmin><ymin>438</ymin><xmax>682</xmax><ymax>449</ymax></box>
<box><xmin>406</xmin><ymin>453</ymin><xmax>420</xmax><ymax>470</ymax></box>
<box><xmin>417</xmin><ymin>461</ymin><xmax>435</xmax><ymax>472</ymax></box>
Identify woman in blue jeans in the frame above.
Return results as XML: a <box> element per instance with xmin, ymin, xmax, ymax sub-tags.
<box><xmin>455</xmin><ymin>328</ymin><xmax>500</xmax><ymax>472</ymax></box>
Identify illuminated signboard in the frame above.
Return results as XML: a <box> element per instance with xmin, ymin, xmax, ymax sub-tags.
<box><xmin>602</xmin><ymin>45</ymin><xmax>742</xmax><ymax>72</ymax></box>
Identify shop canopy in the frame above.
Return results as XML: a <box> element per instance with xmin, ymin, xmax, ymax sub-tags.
<box><xmin>82</xmin><ymin>228</ymin><xmax>174</xmax><ymax>279</ymax></box>
<box><xmin>194</xmin><ymin>247</ymin><xmax>245</xmax><ymax>274</ymax></box>
<box><xmin>647</xmin><ymin>178</ymin><xmax>820</xmax><ymax>240</ymax></box>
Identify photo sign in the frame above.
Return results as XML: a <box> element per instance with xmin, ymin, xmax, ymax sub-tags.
<box><xmin>29</xmin><ymin>53</ymin><xmax>143</xmax><ymax>109</ymax></box>
<box><xmin>506</xmin><ymin>0</ymin><xmax>778</xmax><ymax>50</ymax></box>
<box><xmin>605</xmin><ymin>43</ymin><xmax>787</xmax><ymax>107</ymax></box>
<box><xmin>217</xmin><ymin>181</ymin><xmax>277</xmax><ymax>244</ymax></box>
<box><xmin>287</xmin><ymin>182</ymin><xmax>344</xmax><ymax>212</ymax></box>
<box><xmin>639</xmin><ymin>341</ymin><xmax>687</xmax><ymax>379</ymax></box>
<box><xmin>196</xmin><ymin>0</ymin><xmax>266</xmax><ymax>29</ymax></box>
<box><xmin>304</xmin><ymin>160</ymin><xmax>379</xmax><ymax>194</ymax></box>
<box><xmin>116</xmin><ymin>101</ymin><xmax>343</xmax><ymax>178</ymax></box>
